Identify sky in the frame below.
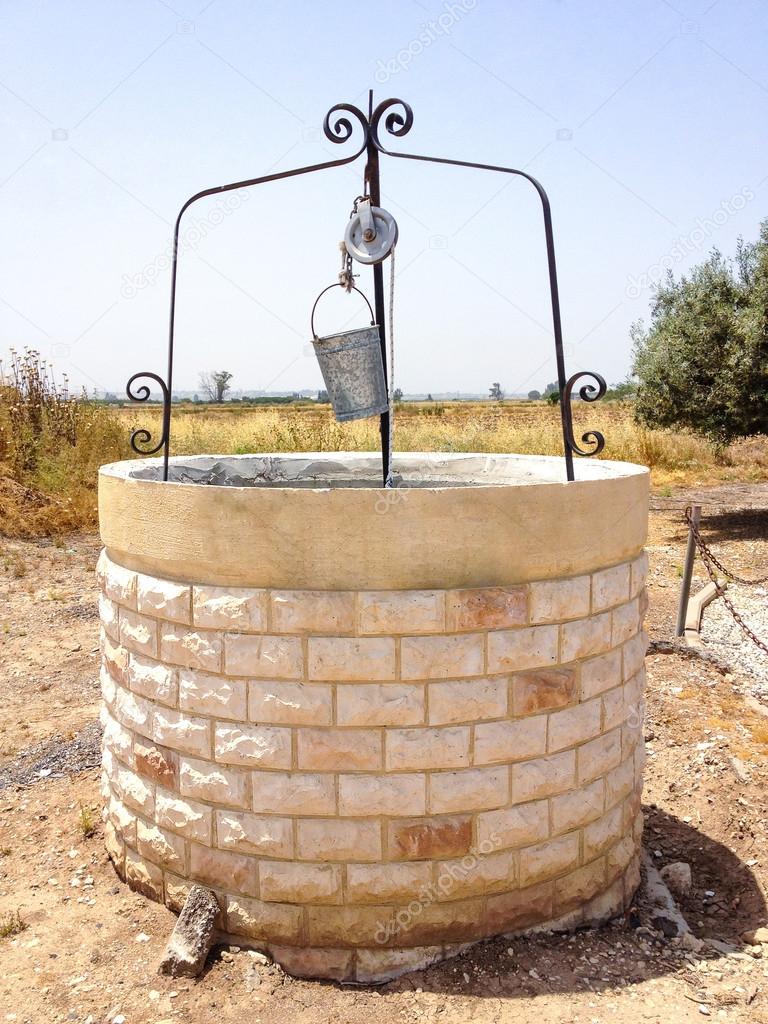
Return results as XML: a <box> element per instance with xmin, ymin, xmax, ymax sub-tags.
<box><xmin>0</xmin><ymin>0</ymin><xmax>766</xmax><ymax>398</ymax></box>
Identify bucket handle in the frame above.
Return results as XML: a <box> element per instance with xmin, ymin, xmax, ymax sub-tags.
<box><xmin>311</xmin><ymin>283</ymin><xmax>376</xmax><ymax>340</ymax></box>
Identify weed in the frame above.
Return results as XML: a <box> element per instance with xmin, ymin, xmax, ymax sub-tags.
<box><xmin>78</xmin><ymin>803</ymin><xmax>97</xmax><ymax>839</ymax></box>
<box><xmin>0</xmin><ymin>910</ymin><xmax>27</xmax><ymax>939</ymax></box>
<box><xmin>0</xmin><ymin>348</ymin><xmax>129</xmax><ymax>538</ymax></box>
<box><xmin>11</xmin><ymin>555</ymin><xmax>26</xmax><ymax>578</ymax></box>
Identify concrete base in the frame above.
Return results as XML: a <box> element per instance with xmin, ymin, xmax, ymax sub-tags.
<box><xmin>683</xmin><ymin>581</ymin><xmax>725</xmax><ymax>647</ymax></box>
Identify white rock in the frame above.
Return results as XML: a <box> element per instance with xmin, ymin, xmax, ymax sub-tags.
<box><xmin>660</xmin><ymin>861</ymin><xmax>692</xmax><ymax>898</ymax></box>
<box><xmin>247</xmin><ymin>950</ymin><xmax>270</xmax><ymax>965</ymax></box>
<box><xmin>681</xmin><ymin>932</ymin><xmax>704</xmax><ymax>952</ymax></box>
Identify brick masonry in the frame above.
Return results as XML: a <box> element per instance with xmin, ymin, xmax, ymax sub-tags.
<box><xmin>98</xmin><ymin>548</ymin><xmax>647</xmax><ymax>983</ymax></box>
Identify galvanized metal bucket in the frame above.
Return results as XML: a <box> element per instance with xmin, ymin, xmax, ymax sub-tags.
<box><xmin>310</xmin><ymin>283</ymin><xmax>389</xmax><ymax>422</ymax></box>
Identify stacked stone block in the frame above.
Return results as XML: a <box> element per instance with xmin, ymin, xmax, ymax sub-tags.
<box><xmin>98</xmin><ymin>548</ymin><xmax>647</xmax><ymax>982</ymax></box>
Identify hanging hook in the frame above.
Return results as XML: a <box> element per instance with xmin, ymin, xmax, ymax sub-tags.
<box><xmin>338</xmin><ymin>241</ymin><xmax>355</xmax><ymax>292</ymax></box>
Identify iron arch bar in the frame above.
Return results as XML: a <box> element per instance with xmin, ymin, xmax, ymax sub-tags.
<box><xmin>127</xmin><ymin>104</ymin><xmax>371</xmax><ymax>481</ymax></box>
<box><xmin>367</xmin><ymin>96</ymin><xmax>606</xmax><ymax>481</ymax></box>
<box><xmin>126</xmin><ymin>93</ymin><xmax>606</xmax><ymax>484</ymax></box>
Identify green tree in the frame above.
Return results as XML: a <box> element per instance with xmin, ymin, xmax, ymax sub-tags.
<box><xmin>527</xmin><ymin>389</ymin><xmax>541</xmax><ymax>400</ymax></box>
<box><xmin>199</xmin><ymin>370</ymin><xmax>233</xmax><ymax>403</ymax></box>
<box><xmin>632</xmin><ymin>222</ymin><xmax>768</xmax><ymax>447</ymax></box>
<box><xmin>543</xmin><ymin>381</ymin><xmax>559</xmax><ymax>405</ymax></box>
<box><xmin>604</xmin><ymin>379</ymin><xmax>637</xmax><ymax>401</ymax></box>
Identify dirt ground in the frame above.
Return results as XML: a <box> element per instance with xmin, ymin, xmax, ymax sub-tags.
<box><xmin>1</xmin><ymin>486</ymin><xmax>768</xmax><ymax>1024</ymax></box>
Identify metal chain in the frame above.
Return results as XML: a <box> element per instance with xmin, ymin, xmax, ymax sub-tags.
<box><xmin>684</xmin><ymin>506</ymin><xmax>768</xmax><ymax>585</ymax></box>
<box><xmin>385</xmin><ymin>245</ymin><xmax>395</xmax><ymax>487</ymax></box>
<box><xmin>685</xmin><ymin>506</ymin><xmax>768</xmax><ymax>655</ymax></box>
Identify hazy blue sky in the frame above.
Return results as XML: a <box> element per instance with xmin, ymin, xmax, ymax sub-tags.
<box><xmin>1</xmin><ymin>0</ymin><xmax>765</xmax><ymax>397</ymax></box>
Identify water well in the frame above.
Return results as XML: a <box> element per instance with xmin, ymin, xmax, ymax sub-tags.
<box><xmin>98</xmin><ymin>96</ymin><xmax>650</xmax><ymax>983</ymax></box>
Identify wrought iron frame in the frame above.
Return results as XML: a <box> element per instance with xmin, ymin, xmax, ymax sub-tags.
<box><xmin>127</xmin><ymin>91</ymin><xmax>606</xmax><ymax>484</ymax></box>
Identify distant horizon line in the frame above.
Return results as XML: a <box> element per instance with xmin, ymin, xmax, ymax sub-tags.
<box><xmin>88</xmin><ymin>388</ymin><xmax>542</xmax><ymax>401</ymax></box>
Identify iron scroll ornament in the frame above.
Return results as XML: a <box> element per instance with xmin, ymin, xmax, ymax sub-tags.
<box><xmin>562</xmin><ymin>371</ymin><xmax>607</xmax><ymax>458</ymax></box>
<box><xmin>126</xmin><ymin>93</ymin><xmax>606</xmax><ymax>483</ymax></box>
<box><xmin>126</xmin><ymin>372</ymin><xmax>170</xmax><ymax>456</ymax></box>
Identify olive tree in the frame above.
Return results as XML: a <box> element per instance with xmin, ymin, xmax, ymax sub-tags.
<box><xmin>632</xmin><ymin>222</ymin><xmax>768</xmax><ymax>447</ymax></box>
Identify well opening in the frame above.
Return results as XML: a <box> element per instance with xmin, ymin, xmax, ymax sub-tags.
<box><xmin>124</xmin><ymin>452</ymin><xmax>643</xmax><ymax>488</ymax></box>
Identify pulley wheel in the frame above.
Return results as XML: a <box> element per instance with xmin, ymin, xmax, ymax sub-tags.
<box><xmin>344</xmin><ymin>206</ymin><xmax>398</xmax><ymax>265</ymax></box>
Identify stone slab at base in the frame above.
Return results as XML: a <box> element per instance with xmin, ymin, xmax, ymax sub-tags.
<box><xmin>116</xmin><ymin>853</ymin><xmax>639</xmax><ymax>984</ymax></box>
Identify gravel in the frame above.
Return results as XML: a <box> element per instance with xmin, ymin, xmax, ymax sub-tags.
<box><xmin>700</xmin><ymin>585</ymin><xmax>768</xmax><ymax>695</ymax></box>
<box><xmin>0</xmin><ymin>720</ymin><xmax>102</xmax><ymax>790</ymax></box>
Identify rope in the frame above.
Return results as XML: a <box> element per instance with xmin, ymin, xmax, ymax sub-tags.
<box><xmin>385</xmin><ymin>245</ymin><xmax>395</xmax><ymax>487</ymax></box>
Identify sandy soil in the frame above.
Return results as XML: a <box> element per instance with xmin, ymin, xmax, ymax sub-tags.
<box><xmin>1</xmin><ymin>489</ymin><xmax>768</xmax><ymax>1024</ymax></box>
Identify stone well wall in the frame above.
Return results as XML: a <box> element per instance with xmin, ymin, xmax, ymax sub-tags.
<box><xmin>98</xmin><ymin>547</ymin><xmax>647</xmax><ymax>983</ymax></box>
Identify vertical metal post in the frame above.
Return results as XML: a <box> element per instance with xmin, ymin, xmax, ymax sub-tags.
<box><xmin>676</xmin><ymin>504</ymin><xmax>701</xmax><ymax>637</ymax></box>
<box><xmin>540</xmin><ymin>201</ymin><xmax>574</xmax><ymax>483</ymax></box>
<box><xmin>366</xmin><ymin>90</ymin><xmax>391</xmax><ymax>487</ymax></box>
<box><xmin>163</xmin><ymin>217</ymin><xmax>181</xmax><ymax>482</ymax></box>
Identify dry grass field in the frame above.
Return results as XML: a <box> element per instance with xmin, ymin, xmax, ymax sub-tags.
<box><xmin>2</xmin><ymin>361</ymin><xmax>768</xmax><ymax>539</ymax></box>
<box><xmin>131</xmin><ymin>400</ymin><xmax>763</xmax><ymax>484</ymax></box>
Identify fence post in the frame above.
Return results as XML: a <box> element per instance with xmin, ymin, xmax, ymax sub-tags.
<box><xmin>676</xmin><ymin>504</ymin><xmax>701</xmax><ymax>638</ymax></box>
